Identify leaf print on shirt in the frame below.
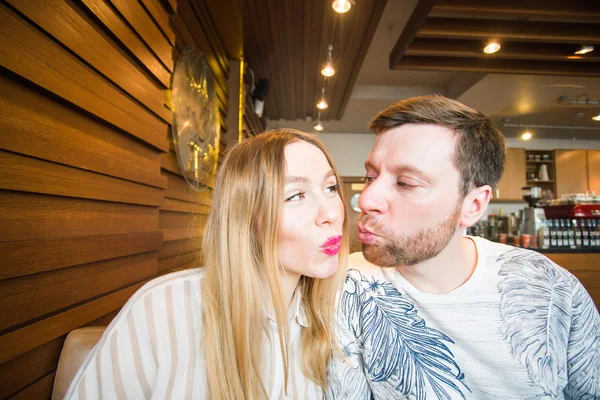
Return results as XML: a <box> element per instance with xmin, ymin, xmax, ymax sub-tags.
<box><xmin>563</xmin><ymin>274</ymin><xmax>600</xmax><ymax>399</ymax></box>
<box><xmin>341</xmin><ymin>269</ymin><xmax>470</xmax><ymax>400</ymax></box>
<box><xmin>497</xmin><ymin>249</ymin><xmax>571</xmax><ymax>397</ymax></box>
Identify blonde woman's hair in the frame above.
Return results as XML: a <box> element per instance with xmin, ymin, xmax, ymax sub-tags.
<box><xmin>201</xmin><ymin>129</ymin><xmax>348</xmax><ymax>399</ymax></box>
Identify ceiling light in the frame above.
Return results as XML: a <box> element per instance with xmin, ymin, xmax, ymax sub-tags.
<box><xmin>521</xmin><ymin>131</ymin><xmax>532</xmax><ymax>140</ymax></box>
<box><xmin>321</xmin><ymin>45</ymin><xmax>335</xmax><ymax>77</ymax></box>
<box><xmin>317</xmin><ymin>87</ymin><xmax>328</xmax><ymax>109</ymax></box>
<box><xmin>314</xmin><ymin>122</ymin><xmax>324</xmax><ymax>131</ymax></box>
<box><xmin>332</xmin><ymin>0</ymin><xmax>351</xmax><ymax>13</ymax></box>
<box><xmin>593</xmin><ymin>114</ymin><xmax>600</xmax><ymax>121</ymax></box>
<box><xmin>574</xmin><ymin>45</ymin><xmax>594</xmax><ymax>55</ymax></box>
<box><xmin>483</xmin><ymin>42</ymin><xmax>501</xmax><ymax>54</ymax></box>
<box><xmin>321</xmin><ymin>64</ymin><xmax>335</xmax><ymax>77</ymax></box>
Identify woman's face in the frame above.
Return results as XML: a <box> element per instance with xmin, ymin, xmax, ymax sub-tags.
<box><xmin>277</xmin><ymin>141</ymin><xmax>345</xmax><ymax>280</ymax></box>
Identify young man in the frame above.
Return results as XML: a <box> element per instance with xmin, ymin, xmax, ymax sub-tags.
<box><xmin>328</xmin><ymin>95</ymin><xmax>599</xmax><ymax>399</ymax></box>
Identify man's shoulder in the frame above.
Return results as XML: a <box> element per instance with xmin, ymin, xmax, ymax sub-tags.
<box><xmin>344</xmin><ymin>252</ymin><xmax>393</xmax><ymax>289</ymax></box>
<box><xmin>347</xmin><ymin>252</ymin><xmax>384</xmax><ymax>275</ymax></box>
<box><xmin>476</xmin><ymin>236</ymin><xmax>569</xmax><ymax>275</ymax></box>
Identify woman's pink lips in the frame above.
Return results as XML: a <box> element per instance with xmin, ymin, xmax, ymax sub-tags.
<box><xmin>321</xmin><ymin>235</ymin><xmax>342</xmax><ymax>256</ymax></box>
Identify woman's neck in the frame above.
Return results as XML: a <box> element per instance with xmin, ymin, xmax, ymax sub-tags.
<box><xmin>267</xmin><ymin>271</ymin><xmax>301</xmax><ymax>318</ymax></box>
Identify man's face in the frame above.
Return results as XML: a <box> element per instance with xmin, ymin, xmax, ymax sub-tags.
<box><xmin>357</xmin><ymin>123</ymin><xmax>464</xmax><ymax>267</ymax></box>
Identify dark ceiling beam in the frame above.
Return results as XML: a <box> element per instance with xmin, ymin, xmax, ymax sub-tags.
<box><xmin>392</xmin><ymin>56</ymin><xmax>600</xmax><ymax>77</ymax></box>
<box><xmin>406</xmin><ymin>38</ymin><xmax>600</xmax><ymax>62</ymax></box>
<box><xmin>332</xmin><ymin>0</ymin><xmax>387</xmax><ymax>120</ymax></box>
<box><xmin>431</xmin><ymin>0</ymin><xmax>600</xmax><ymax>23</ymax></box>
<box><xmin>388</xmin><ymin>0</ymin><xmax>436</xmax><ymax>69</ymax></box>
<box><xmin>418</xmin><ymin>17</ymin><xmax>600</xmax><ymax>44</ymax></box>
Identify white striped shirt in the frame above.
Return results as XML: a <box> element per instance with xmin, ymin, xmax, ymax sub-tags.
<box><xmin>65</xmin><ymin>268</ymin><xmax>325</xmax><ymax>399</ymax></box>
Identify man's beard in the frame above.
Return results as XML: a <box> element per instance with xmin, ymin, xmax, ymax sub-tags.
<box><xmin>360</xmin><ymin>202</ymin><xmax>462</xmax><ymax>268</ymax></box>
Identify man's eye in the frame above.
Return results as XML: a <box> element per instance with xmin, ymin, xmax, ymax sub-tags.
<box><xmin>361</xmin><ymin>176</ymin><xmax>375</xmax><ymax>184</ymax></box>
<box><xmin>397</xmin><ymin>181</ymin><xmax>415</xmax><ymax>189</ymax></box>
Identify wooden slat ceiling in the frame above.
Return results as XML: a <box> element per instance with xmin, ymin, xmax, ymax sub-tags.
<box><xmin>390</xmin><ymin>0</ymin><xmax>600</xmax><ymax>77</ymax></box>
<box><xmin>242</xmin><ymin>0</ymin><xmax>387</xmax><ymax>121</ymax></box>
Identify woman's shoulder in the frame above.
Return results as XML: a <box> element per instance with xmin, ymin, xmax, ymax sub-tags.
<box><xmin>121</xmin><ymin>268</ymin><xmax>206</xmax><ymax>314</ymax></box>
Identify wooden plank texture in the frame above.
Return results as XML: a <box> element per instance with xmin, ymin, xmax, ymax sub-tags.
<box><xmin>110</xmin><ymin>0</ymin><xmax>174</xmax><ymax>71</ymax></box>
<box><xmin>80</xmin><ymin>0</ymin><xmax>171</xmax><ymax>87</ymax></box>
<box><xmin>7</xmin><ymin>0</ymin><xmax>171</xmax><ymax>122</ymax></box>
<box><xmin>0</xmin><ymin>282</ymin><xmax>145</xmax><ymax>364</ymax></box>
<box><xmin>0</xmin><ymin>232</ymin><xmax>162</xmax><ymax>280</ymax></box>
<box><xmin>0</xmin><ymin>252</ymin><xmax>157</xmax><ymax>333</ymax></box>
<box><xmin>0</xmin><ymin>336</ymin><xmax>64</xmax><ymax>399</ymax></box>
<box><xmin>0</xmin><ymin>75</ymin><xmax>167</xmax><ymax>189</ymax></box>
<box><xmin>0</xmin><ymin>4</ymin><xmax>169</xmax><ymax>151</ymax></box>
<box><xmin>0</xmin><ymin>151</ymin><xmax>165</xmax><ymax>207</ymax></box>
<box><xmin>0</xmin><ymin>191</ymin><xmax>158</xmax><ymax>242</ymax></box>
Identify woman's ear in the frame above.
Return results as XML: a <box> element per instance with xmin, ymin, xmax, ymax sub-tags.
<box><xmin>459</xmin><ymin>185</ymin><xmax>491</xmax><ymax>228</ymax></box>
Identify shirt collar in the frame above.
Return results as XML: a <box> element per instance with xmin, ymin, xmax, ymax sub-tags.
<box><xmin>265</xmin><ymin>288</ymin><xmax>310</xmax><ymax>328</ymax></box>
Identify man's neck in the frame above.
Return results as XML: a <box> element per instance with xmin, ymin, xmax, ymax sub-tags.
<box><xmin>396</xmin><ymin>234</ymin><xmax>477</xmax><ymax>294</ymax></box>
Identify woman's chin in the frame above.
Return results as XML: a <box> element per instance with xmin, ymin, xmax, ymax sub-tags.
<box><xmin>307</xmin><ymin>259</ymin><xmax>339</xmax><ymax>280</ymax></box>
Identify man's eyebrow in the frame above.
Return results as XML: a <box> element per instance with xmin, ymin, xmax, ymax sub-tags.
<box><xmin>365</xmin><ymin>161</ymin><xmax>432</xmax><ymax>182</ymax></box>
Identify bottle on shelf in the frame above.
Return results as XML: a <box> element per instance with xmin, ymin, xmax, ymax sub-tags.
<box><xmin>566</xmin><ymin>219</ymin><xmax>575</xmax><ymax>249</ymax></box>
<box><xmin>582</xmin><ymin>219</ymin><xmax>590</xmax><ymax>248</ymax></box>
<box><xmin>538</xmin><ymin>220</ymin><xmax>550</xmax><ymax>250</ymax></box>
<box><xmin>591</xmin><ymin>219</ymin><xmax>599</xmax><ymax>248</ymax></box>
<box><xmin>573</xmin><ymin>219</ymin><xmax>583</xmax><ymax>248</ymax></box>
<box><xmin>556</xmin><ymin>219</ymin><xmax>564</xmax><ymax>247</ymax></box>
<box><xmin>549</xmin><ymin>219</ymin><xmax>557</xmax><ymax>248</ymax></box>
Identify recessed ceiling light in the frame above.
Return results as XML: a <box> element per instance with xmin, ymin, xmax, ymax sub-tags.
<box><xmin>521</xmin><ymin>131</ymin><xmax>532</xmax><ymax>140</ymax></box>
<box><xmin>332</xmin><ymin>0</ymin><xmax>351</xmax><ymax>13</ymax></box>
<box><xmin>483</xmin><ymin>42</ymin><xmax>501</xmax><ymax>54</ymax></box>
<box><xmin>593</xmin><ymin>114</ymin><xmax>600</xmax><ymax>121</ymax></box>
<box><xmin>574</xmin><ymin>45</ymin><xmax>594</xmax><ymax>55</ymax></box>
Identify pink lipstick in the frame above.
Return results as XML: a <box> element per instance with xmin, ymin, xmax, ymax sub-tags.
<box><xmin>321</xmin><ymin>235</ymin><xmax>342</xmax><ymax>256</ymax></box>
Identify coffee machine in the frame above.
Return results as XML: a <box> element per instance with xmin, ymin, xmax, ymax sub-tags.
<box><xmin>521</xmin><ymin>186</ymin><xmax>546</xmax><ymax>236</ymax></box>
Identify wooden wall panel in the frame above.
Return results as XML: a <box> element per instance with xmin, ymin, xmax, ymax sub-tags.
<box><xmin>80</xmin><ymin>0</ymin><xmax>171</xmax><ymax>87</ymax></box>
<box><xmin>0</xmin><ymin>336</ymin><xmax>64</xmax><ymax>399</ymax></box>
<box><xmin>0</xmin><ymin>75</ymin><xmax>167</xmax><ymax>189</ymax></box>
<box><xmin>0</xmin><ymin>4</ymin><xmax>169</xmax><ymax>152</ymax></box>
<box><xmin>0</xmin><ymin>252</ymin><xmax>157</xmax><ymax>333</ymax></box>
<box><xmin>555</xmin><ymin>149</ymin><xmax>589</xmax><ymax>196</ymax></box>
<box><xmin>1</xmin><ymin>0</ymin><xmax>237</xmax><ymax>397</ymax></box>
<box><xmin>7</xmin><ymin>0</ymin><xmax>170</xmax><ymax>122</ymax></box>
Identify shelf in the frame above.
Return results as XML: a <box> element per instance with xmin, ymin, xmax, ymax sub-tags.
<box><xmin>527</xmin><ymin>180</ymin><xmax>554</xmax><ymax>183</ymax></box>
<box><xmin>526</xmin><ymin>160</ymin><xmax>554</xmax><ymax>164</ymax></box>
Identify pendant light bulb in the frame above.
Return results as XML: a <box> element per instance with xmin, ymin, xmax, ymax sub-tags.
<box><xmin>314</xmin><ymin>122</ymin><xmax>324</xmax><ymax>131</ymax></box>
<box><xmin>332</xmin><ymin>0</ymin><xmax>351</xmax><ymax>13</ymax></box>
<box><xmin>321</xmin><ymin>63</ymin><xmax>335</xmax><ymax>77</ymax></box>
<box><xmin>321</xmin><ymin>44</ymin><xmax>335</xmax><ymax>77</ymax></box>
<box><xmin>317</xmin><ymin>99</ymin><xmax>328</xmax><ymax>110</ymax></box>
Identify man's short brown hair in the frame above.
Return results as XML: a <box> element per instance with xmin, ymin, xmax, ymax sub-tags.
<box><xmin>369</xmin><ymin>94</ymin><xmax>506</xmax><ymax>198</ymax></box>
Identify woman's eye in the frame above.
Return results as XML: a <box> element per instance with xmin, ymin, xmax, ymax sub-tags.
<box><xmin>325</xmin><ymin>184</ymin><xmax>339</xmax><ymax>194</ymax></box>
<box><xmin>285</xmin><ymin>192</ymin><xmax>305</xmax><ymax>202</ymax></box>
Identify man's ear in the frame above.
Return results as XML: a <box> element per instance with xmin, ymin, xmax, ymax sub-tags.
<box><xmin>460</xmin><ymin>185</ymin><xmax>492</xmax><ymax>228</ymax></box>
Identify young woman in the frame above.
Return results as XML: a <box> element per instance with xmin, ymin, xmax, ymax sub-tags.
<box><xmin>65</xmin><ymin>129</ymin><xmax>348</xmax><ymax>399</ymax></box>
